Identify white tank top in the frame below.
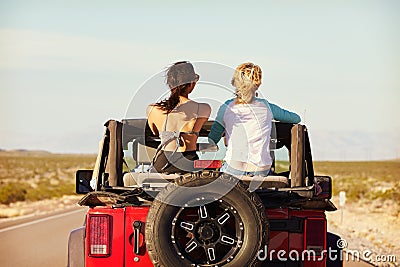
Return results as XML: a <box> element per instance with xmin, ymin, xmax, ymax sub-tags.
<box><xmin>223</xmin><ymin>99</ymin><xmax>273</xmax><ymax>167</ymax></box>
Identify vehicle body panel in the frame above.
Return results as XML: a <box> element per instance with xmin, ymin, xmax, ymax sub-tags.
<box><xmin>82</xmin><ymin>206</ymin><xmax>327</xmax><ymax>267</ymax></box>
<box><xmin>124</xmin><ymin>206</ymin><xmax>152</xmax><ymax>266</ymax></box>
<box><xmin>85</xmin><ymin>207</ymin><xmax>125</xmax><ymax>267</ymax></box>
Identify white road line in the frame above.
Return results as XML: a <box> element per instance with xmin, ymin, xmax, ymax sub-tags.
<box><xmin>0</xmin><ymin>208</ymin><xmax>86</xmax><ymax>233</ymax></box>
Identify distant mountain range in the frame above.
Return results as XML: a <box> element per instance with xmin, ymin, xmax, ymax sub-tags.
<box><xmin>1</xmin><ymin>129</ymin><xmax>399</xmax><ymax>161</ymax></box>
<box><xmin>0</xmin><ymin>149</ymin><xmax>53</xmax><ymax>156</ymax></box>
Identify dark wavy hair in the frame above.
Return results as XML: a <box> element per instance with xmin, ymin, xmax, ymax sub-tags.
<box><xmin>153</xmin><ymin>61</ymin><xmax>198</xmax><ymax>113</ymax></box>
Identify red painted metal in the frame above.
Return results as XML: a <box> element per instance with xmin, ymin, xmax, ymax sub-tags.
<box><xmin>267</xmin><ymin>208</ymin><xmax>289</xmax><ymax>255</ymax></box>
<box><xmin>124</xmin><ymin>206</ymin><xmax>152</xmax><ymax>267</ymax></box>
<box><xmin>193</xmin><ymin>160</ymin><xmax>222</xmax><ymax>169</ymax></box>
<box><xmin>84</xmin><ymin>206</ymin><xmax>327</xmax><ymax>266</ymax></box>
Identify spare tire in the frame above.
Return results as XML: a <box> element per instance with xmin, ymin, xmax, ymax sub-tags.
<box><xmin>145</xmin><ymin>171</ymin><xmax>268</xmax><ymax>267</ymax></box>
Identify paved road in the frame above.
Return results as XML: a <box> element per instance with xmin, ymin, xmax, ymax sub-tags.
<box><xmin>0</xmin><ymin>207</ymin><xmax>87</xmax><ymax>267</ymax></box>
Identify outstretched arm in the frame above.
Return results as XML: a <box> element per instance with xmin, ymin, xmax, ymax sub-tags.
<box><xmin>208</xmin><ymin>100</ymin><xmax>231</xmax><ymax>144</ymax></box>
<box><xmin>268</xmin><ymin>102</ymin><xmax>301</xmax><ymax>123</ymax></box>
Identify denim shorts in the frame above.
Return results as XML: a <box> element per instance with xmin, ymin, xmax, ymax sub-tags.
<box><xmin>220</xmin><ymin>162</ymin><xmax>271</xmax><ymax>177</ymax></box>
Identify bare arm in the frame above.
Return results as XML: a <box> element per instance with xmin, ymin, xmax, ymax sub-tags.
<box><xmin>146</xmin><ymin>105</ymin><xmax>160</xmax><ymax>135</ymax></box>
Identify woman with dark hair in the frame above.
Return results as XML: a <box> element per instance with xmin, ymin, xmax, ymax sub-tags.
<box><xmin>147</xmin><ymin>61</ymin><xmax>211</xmax><ymax>174</ymax></box>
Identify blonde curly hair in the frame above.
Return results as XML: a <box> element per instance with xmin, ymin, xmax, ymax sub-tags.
<box><xmin>231</xmin><ymin>62</ymin><xmax>262</xmax><ymax>104</ymax></box>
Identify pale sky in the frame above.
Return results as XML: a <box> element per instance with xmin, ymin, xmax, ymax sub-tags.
<box><xmin>0</xmin><ymin>0</ymin><xmax>399</xmax><ymax>160</ymax></box>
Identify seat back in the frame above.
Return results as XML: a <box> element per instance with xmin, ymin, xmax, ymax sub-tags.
<box><xmin>123</xmin><ymin>171</ymin><xmax>289</xmax><ymax>191</ymax></box>
<box><xmin>123</xmin><ymin>172</ymin><xmax>179</xmax><ymax>187</ymax></box>
<box><xmin>135</xmin><ymin>142</ymin><xmax>157</xmax><ymax>165</ymax></box>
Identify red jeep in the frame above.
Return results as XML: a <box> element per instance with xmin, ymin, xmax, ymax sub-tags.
<box><xmin>68</xmin><ymin>119</ymin><xmax>342</xmax><ymax>267</ymax></box>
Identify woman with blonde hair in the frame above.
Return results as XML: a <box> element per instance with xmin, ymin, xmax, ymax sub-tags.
<box><xmin>208</xmin><ymin>62</ymin><xmax>300</xmax><ymax>176</ymax></box>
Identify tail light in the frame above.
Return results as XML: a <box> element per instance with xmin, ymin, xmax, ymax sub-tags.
<box><xmin>194</xmin><ymin>160</ymin><xmax>222</xmax><ymax>169</ymax></box>
<box><xmin>305</xmin><ymin>218</ymin><xmax>326</xmax><ymax>256</ymax></box>
<box><xmin>88</xmin><ymin>214</ymin><xmax>111</xmax><ymax>257</ymax></box>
